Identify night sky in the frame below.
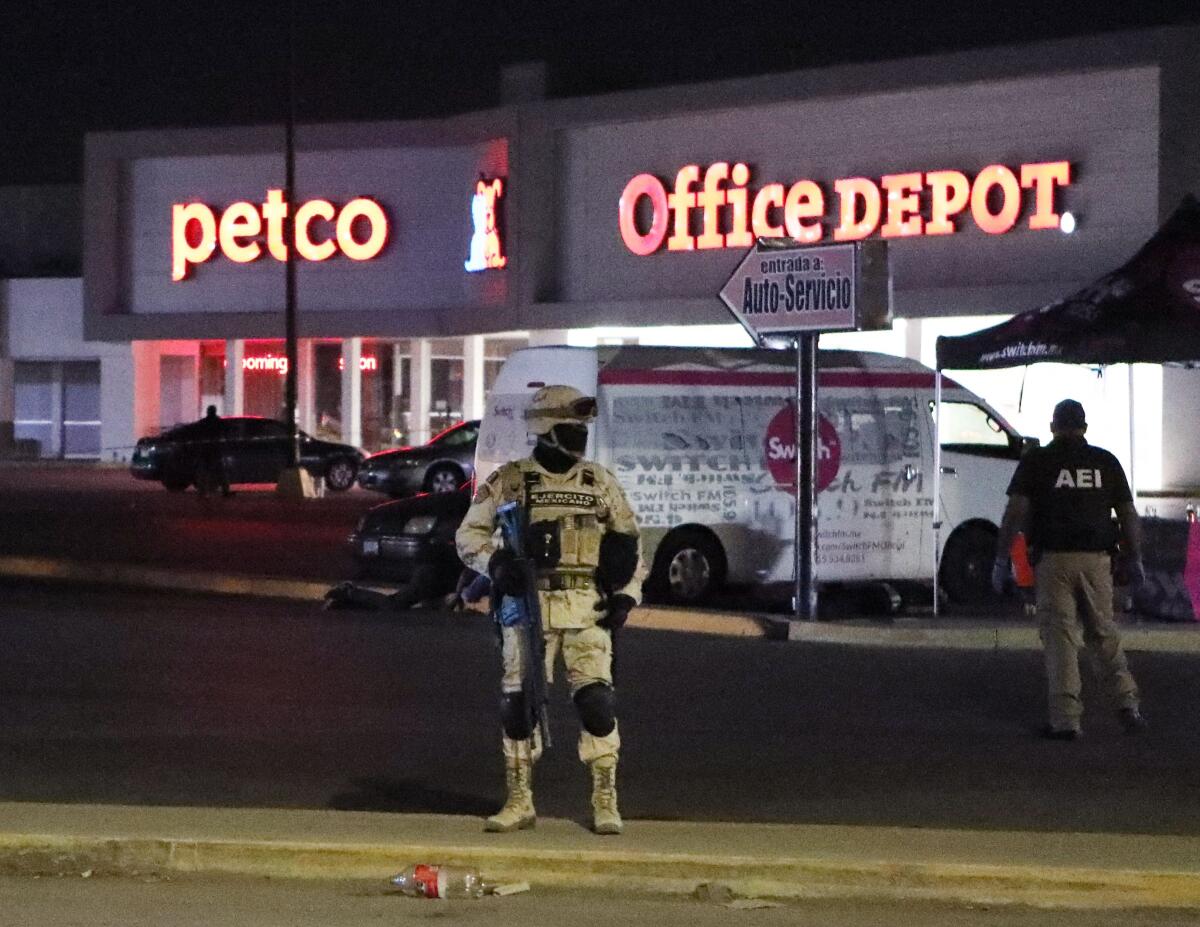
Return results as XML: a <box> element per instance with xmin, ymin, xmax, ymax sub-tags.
<box><xmin>2</xmin><ymin>0</ymin><xmax>1198</xmax><ymax>184</ymax></box>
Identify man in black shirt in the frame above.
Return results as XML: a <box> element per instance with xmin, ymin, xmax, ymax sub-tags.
<box><xmin>993</xmin><ymin>399</ymin><xmax>1146</xmax><ymax>740</ymax></box>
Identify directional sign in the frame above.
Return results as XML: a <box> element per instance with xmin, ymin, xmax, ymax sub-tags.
<box><xmin>719</xmin><ymin>239</ymin><xmax>891</xmax><ymax>342</ymax></box>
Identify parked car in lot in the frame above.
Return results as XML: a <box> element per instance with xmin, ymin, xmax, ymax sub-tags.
<box><xmin>130</xmin><ymin>415</ymin><xmax>364</xmax><ymax>492</ymax></box>
<box><xmin>348</xmin><ymin>483</ymin><xmax>472</xmax><ymax>586</ymax></box>
<box><xmin>357</xmin><ymin>420</ymin><xmax>479</xmax><ymax>497</ymax></box>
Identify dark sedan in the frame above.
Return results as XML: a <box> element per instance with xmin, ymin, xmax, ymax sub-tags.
<box><xmin>357</xmin><ymin>419</ymin><xmax>478</xmax><ymax>497</ymax></box>
<box><xmin>348</xmin><ymin>482</ymin><xmax>472</xmax><ymax>586</ymax></box>
<box><xmin>131</xmin><ymin>415</ymin><xmax>364</xmax><ymax>492</ymax></box>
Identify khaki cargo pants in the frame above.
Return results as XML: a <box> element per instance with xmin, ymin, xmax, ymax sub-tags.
<box><xmin>500</xmin><ymin>624</ymin><xmax>620</xmax><ymax>765</ymax></box>
<box><xmin>1035</xmin><ymin>551</ymin><xmax>1139</xmax><ymax>731</ymax></box>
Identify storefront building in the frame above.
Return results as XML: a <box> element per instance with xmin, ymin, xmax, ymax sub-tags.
<box><xmin>4</xmin><ymin>26</ymin><xmax>1199</xmax><ymax>490</ymax></box>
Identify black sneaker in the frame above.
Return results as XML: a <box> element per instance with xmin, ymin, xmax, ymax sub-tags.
<box><xmin>1118</xmin><ymin>708</ymin><xmax>1148</xmax><ymax>734</ymax></box>
<box><xmin>1041</xmin><ymin>725</ymin><xmax>1082</xmax><ymax>741</ymax></box>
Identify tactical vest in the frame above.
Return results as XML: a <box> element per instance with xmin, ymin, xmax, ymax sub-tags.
<box><xmin>519</xmin><ymin>466</ymin><xmax>608</xmax><ymax>590</ymax></box>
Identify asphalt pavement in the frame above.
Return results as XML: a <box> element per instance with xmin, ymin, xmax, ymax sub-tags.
<box><xmin>5</xmin><ymin>463</ymin><xmax>1200</xmax><ymax>909</ymax></box>
<box><xmin>9</xmin><ymin>874</ymin><xmax>1200</xmax><ymax>927</ymax></box>
<box><xmin>0</xmin><ymin>464</ymin><xmax>369</xmax><ymax>583</ymax></box>
<box><xmin>3</xmin><ymin>581</ymin><xmax>1198</xmax><ymax>835</ymax></box>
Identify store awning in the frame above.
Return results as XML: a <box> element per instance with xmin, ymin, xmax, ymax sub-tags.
<box><xmin>936</xmin><ymin>195</ymin><xmax>1200</xmax><ymax>370</ymax></box>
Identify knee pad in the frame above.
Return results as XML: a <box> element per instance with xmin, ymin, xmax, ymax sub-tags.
<box><xmin>573</xmin><ymin>683</ymin><xmax>616</xmax><ymax>737</ymax></box>
<box><xmin>499</xmin><ymin>692</ymin><xmax>533</xmax><ymax>740</ymax></box>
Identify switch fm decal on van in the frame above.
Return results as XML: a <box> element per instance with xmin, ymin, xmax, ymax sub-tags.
<box><xmin>763</xmin><ymin>404</ymin><xmax>841</xmax><ymax>492</ymax></box>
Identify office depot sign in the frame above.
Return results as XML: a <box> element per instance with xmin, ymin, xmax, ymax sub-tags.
<box><xmin>172</xmin><ymin>189</ymin><xmax>389</xmax><ymax>281</ymax></box>
<box><xmin>618</xmin><ymin>161</ymin><xmax>1071</xmax><ymax>255</ymax></box>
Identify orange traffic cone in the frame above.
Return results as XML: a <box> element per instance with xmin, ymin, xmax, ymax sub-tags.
<box><xmin>1011</xmin><ymin>533</ymin><xmax>1036</xmax><ymax>618</ymax></box>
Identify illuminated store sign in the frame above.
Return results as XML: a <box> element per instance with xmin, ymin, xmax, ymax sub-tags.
<box><xmin>172</xmin><ymin>190</ymin><xmax>389</xmax><ymax>281</ymax></box>
<box><xmin>618</xmin><ymin>161</ymin><xmax>1071</xmax><ymax>256</ymax></box>
<box><xmin>465</xmin><ymin>178</ymin><xmax>507</xmax><ymax>272</ymax></box>
<box><xmin>242</xmin><ymin>354</ymin><xmax>378</xmax><ymax>375</ymax></box>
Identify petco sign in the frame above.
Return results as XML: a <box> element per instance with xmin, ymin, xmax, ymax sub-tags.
<box><xmin>619</xmin><ymin>160</ymin><xmax>1071</xmax><ymax>255</ymax></box>
<box><xmin>172</xmin><ymin>189</ymin><xmax>389</xmax><ymax>281</ymax></box>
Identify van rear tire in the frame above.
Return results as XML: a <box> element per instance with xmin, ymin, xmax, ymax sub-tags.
<box><xmin>940</xmin><ymin>523</ymin><xmax>998</xmax><ymax>605</ymax></box>
<box><xmin>647</xmin><ymin>528</ymin><xmax>726</xmax><ymax>605</ymax></box>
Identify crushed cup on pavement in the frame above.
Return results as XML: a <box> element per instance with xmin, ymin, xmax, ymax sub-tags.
<box><xmin>490</xmin><ymin>881</ymin><xmax>531</xmax><ymax>896</ymax></box>
<box><xmin>692</xmin><ymin>882</ymin><xmax>736</xmax><ymax>903</ymax></box>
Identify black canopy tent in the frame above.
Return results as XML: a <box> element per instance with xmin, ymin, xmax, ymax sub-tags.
<box><xmin>929</xmin><ymin>195</ymin><xmax>1200</xmax><ymax>612</ymax></box>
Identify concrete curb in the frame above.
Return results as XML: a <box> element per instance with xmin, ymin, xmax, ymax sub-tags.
<box><xmin>0</xmin><ymin>556</ymin><xmax>332</xmax><ymax>603</ymax></box>
<box><xmin>1</xmin><ymin>806</ymin><xmax>1199</xmax><ymax>910</ymax></box>
<box><xmin>786</xmin><ymin>614</ymin><xmax>1200</xmax><ymax>653</ymax></box>
<box><xmin>3</xmin><ymin>554</ymin><xmax>1198</xmax><ymax>652</ymax></box>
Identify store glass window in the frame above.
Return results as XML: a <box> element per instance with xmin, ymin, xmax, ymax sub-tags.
<box><xmin>313</xmin><ymin>341</ymin><xmax>343</xmax><ymax>441</ymax></box>
<box><xmin>199</xmin><ymin>342</ymin><xmax>226</xmax><ymax>413</ymax></box>
<box><xmin>430</xmin><ymin>357</ymin><xmax>464</xmax><ymax>437</ymax></box>
<box><xmin>359</xmin><ymin>339</ymin><xmax>396</xmax><ymax>453</ymax></box>
<box><xmin>62</xmin><ymin>362</ymin><xmax>101</xmax><ymax>458</ymax></box>
<box><xmin>242</xmin><ymin>340</ymin><xmax>287</xmax><ymax>420</ymax></box>
<box><xmin>390</xmin><ymin>351</ymin><xmax>410</xmax><ymax>446</ymax></box>
<box><xmin>13</xmin><ymin>362</ymin><xmax>54</xmax><ymax>456</ymax></box>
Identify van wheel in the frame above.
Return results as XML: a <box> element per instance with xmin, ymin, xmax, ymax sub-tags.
<box><xmin>940</xmin><ymin>523</ymin><xmax>998</xmax><ymax>605</ymax></box>
<box><xmin>648</xmin><ymin>529</ymin><xmax>726</xmax><ymax>605</ymax></box>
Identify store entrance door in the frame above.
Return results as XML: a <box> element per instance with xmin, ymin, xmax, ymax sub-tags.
<box><xmin>13</xmin><ymin>361</ymin><xmax>102</xmax><ymax>459</ymax></box>
<box><xmin>160</xmin><ymin>355</ymin><xmax>198</xmax><ymax>432</ymax></box>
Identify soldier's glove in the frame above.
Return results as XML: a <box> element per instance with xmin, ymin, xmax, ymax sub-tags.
<box><xmin>595</xmin><ymin>593</ymin><xmax>637</xmax><ymax>630</ymax></box>
<box><xmin>460</xmin><ymin>570</ymin><xmax>492</xmax><ymax>605</ymax></box>
<box><xmin>990</xmin><ymin>557</ymin><xmax>1011</xmax><ymax>596</ymax></box>
<box><xmin>488</xmin><ymin>548</ymin><xmax>527</xmax><ymax>597</ymax></box>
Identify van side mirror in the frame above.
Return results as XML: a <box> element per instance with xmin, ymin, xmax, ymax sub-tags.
<box><xmin>1021</xmin><ymin>436</ymin><xmax>1041</xmax><ymax>455</ymax></box>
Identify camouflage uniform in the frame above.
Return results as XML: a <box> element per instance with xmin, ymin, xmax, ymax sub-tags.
<box><xmin>460</xmin><ymin>457</ymin><xmax>643</xmax><ymax>744</ymax></box>
<box><xmin>456</xmin><ymin>386</ymin><xmax>644</xmax><ymax>834</ymax></box>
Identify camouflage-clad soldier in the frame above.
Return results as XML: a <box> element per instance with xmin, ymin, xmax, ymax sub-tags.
<box><xmin>456</xmin><ymin>385</ymin><xmax>644</xmax><ymax>835</ymax></box>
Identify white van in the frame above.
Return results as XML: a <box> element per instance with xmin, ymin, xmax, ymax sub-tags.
<box><xmin>476</xmin><ymin>345</ymin><xmax>1029</xmax><ymax>605</ymax></box>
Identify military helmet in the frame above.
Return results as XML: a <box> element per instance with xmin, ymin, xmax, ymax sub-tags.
<box><xmin>524</xmin><ymin>384</ymin><xmax>598</xmax><ymax>434</ymax></box>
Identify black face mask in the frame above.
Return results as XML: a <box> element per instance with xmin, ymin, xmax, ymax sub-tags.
<box><xmin>552</xmin><ymin>423</ymin><xmax>589</xmax><ymax>456</ymax></box>
<box><xmin>534</xmin><ymin>423</ymin><xmax>589</xmax><ymax>472</ymax></box>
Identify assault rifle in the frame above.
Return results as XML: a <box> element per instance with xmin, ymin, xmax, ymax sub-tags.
<box><xmin>495</xmin><ymin>500</ymin><xmax>552</xmax><ymax>749</ymax></box>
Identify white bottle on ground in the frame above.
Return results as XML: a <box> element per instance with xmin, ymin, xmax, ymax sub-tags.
<box><xmin>391</xmin><ymin>864</ymin><xmax>486</xmax><ymax>899</ymax></box>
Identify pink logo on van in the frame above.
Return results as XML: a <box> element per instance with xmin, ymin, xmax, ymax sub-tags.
<box><xmin>764</xmin><ymin>405</ymin><xmax>840</xmax><ymax>492</ymax></box>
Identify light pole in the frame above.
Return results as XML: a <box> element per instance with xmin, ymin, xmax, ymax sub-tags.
<box><xmin>283</xmin><ymin>0</ymin><xmax>300</xmax><ymax>468</ymax></box>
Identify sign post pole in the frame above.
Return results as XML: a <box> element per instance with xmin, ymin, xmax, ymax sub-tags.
<box><xmin>283</xmin><ymin>0</ymin><xmax>299</xmax><ymax>468</ymax></box>
<box><xmin>795</xmin><ymin>332</ymin><xmax>819</xmax><ymax>620</ymax></box>
<box><xmin>719</xmin><ymin>239</ymin><xmax>891</xmax><ymax>623</ymax></box>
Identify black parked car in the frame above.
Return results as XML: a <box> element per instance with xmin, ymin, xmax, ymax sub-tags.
<box><xmin>357</xmin><ymin>420</ymin><xmax>479</xmax><ymax>497</ymax></box>
<box><xmin>348</xmin><ymin>483</ymin><xmax>472</xmax><ymax>585</ymax></box>
<box><xmin>131</xmin><ymin>415</ymin><xmax>364</xmax><ymax>492</ymax></box>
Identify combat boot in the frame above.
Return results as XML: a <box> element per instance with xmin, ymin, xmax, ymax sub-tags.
<box><xmin>590</xmin><ymin>757</ymin><xmax>623</xmax><ymax>835</ymax></box>
<box><xmin>485</xmin><ymin>752</ymin><xmax>535</xmax><ymax>832</ymax></box>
